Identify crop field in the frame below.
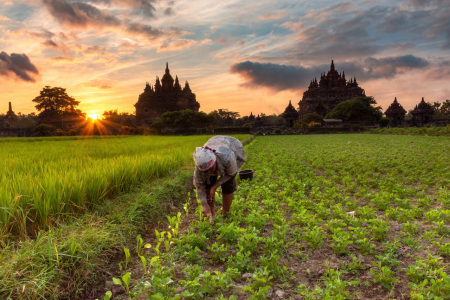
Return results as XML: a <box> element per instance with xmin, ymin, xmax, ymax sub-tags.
<box><xmin>109</xmin><ymin>134</ymin><xmax>450</xmax><ymax>300</ymax></box>
<box><xmin>0</xmin><ymin>135</ymin><xmax>252</xmax><ymax>241</ymax></box>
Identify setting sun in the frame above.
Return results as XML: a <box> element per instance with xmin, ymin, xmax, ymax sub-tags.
<box><xmin>88</xmin><ymin>114</ymin><xmax>99</xmax><ymax>120</ymax></box>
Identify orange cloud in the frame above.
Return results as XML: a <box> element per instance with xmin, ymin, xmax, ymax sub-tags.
<box><xmin>259</xmin><ymin>12</ymin><xmax>286</xmax><ymax>20</ymax></box>
<box><xmin>157</xmin><ymin>39</ymin><xmax>197</xmax><ymax>52</ymax></box>
<box><xmin>0</xmin><ymin>15</ymin><xmax>11</xmax><ymax>21</ymax></box>
<box><xmin>257</xmin><ymin>43</ymin><xmax>266</xmax><ymax>49</ymax></box>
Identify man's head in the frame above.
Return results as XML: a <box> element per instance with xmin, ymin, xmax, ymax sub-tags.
<box><xmin>193</xmin><ymin>146</ymin><xmax>216</xmax><ymax>172</ymax></box>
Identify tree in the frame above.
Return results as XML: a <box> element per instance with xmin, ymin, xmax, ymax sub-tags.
<box><xmin>102</xmin><ymin>109</ymin><xmax>136</xmax><ymax>126</ymax></box>
<box><xmin>432</xmin><ymin>100</ymin><xmax>450</xmax><ymax>119</ymax></box>
<box><xmin>325</xmin><ymin>96</ymin><xmax>383</xmax><ymax>123</ymax></box>
<box><xmin>405</xmin><ymin>109</ymin><xmax>413</xmax><ymax>120</ymax></box>
<box><xmin>33</xmin><ymin>86</ymin><xmax>80</xmax><ymax>112</ymax></box>
<box><xmin>380</xmin><ymin>117</ymin><xmax>390</xmax><ymax>127</ymax></box>
<box><xmin>301</xmin><ymin>113</ymin><xmax>324</xmax><ymax>123</ymax></box>
<box><xmin>209</xmin><ymin>109</ymin><xmax>240</xmax><ymax>127</ymax></box>
<box><xmin>151</xmin><ymin>109</ymin><xmax>214</xmax><ymax>129</ymax></box>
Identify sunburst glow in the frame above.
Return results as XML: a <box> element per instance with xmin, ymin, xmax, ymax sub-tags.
<box><xmin>88</xmin><ymin>114</ymin><xmax>99</xmax><ymax>120</ymax></box>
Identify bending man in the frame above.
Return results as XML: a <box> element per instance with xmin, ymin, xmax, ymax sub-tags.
<box><xmin>193</xmin><ymin>135</ymin><xmax>247</xmax><ymax>220</ymax></box>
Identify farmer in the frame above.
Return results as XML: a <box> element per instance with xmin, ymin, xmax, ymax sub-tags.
<box><xmin>193</xmin><ymin>135</ymin><xmax>247</xmax><ymax>220</ymax></box>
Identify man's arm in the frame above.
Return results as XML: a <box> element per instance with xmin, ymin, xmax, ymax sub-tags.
<box><xmin>193</xmin><ymin>167</ymin><xmax>208</xmax><ymax>204</ymax></box>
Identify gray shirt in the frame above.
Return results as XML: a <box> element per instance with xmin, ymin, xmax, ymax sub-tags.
<box><xmin>194</xmin><ymin>136</ymin><xmax>246</xmax><ymax>204</ymax></box>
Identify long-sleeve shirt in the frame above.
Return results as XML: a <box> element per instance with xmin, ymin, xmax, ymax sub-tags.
<box><xmin>194</xmin><ymin>136</ymin><xmax>247</xmax><ymax>204</ymax></box>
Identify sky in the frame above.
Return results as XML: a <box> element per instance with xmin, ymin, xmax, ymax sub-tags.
<box><xmin>1</xmin><ymin>0</ymin><xmax>450</xmax><ymax>117</ymax></box>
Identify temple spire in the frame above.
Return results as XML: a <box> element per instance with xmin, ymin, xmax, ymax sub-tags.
<box><xmin>165</xmin><ymin>62</ymin><xmax>169</xmax><ymax>74</ymax></box>
<box><xmin>9</xmin><ymin>102</ymin><xmax>12</xmax><ymax>112</ymax></box>
<box><xmin>331</xmin><ymin>60</ymin><xmax>335</xmax><ymax>71</ymax></box>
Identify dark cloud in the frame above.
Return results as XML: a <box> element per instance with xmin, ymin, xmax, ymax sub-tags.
<box><xmin>124</xmin><ymin>23</ymin><xmax>165</xmax><ymax>40</ymax></box>
<box><xmin>280</xmin><ymin>12</ymin><xmax>382</xmax><ymax>62</ymax></box>
<box><xmin>164</xmin><ymin>7</ymin><xmax>174</xmax><ymax>15</ymax></box>
<box><xmin>92</xmin><ymin>0</ymin><xmax>156</xmax><ymax>17</ymax></box>
<box><xmin>323</xmin><ymin>2</ymin><xmax>353</xmax><ymax>13</ymax></box>
<box><xmin>229</xmin><ymin>61</ymin><xmax>321</xmax><ymax>91</ymax></box>
<box><xmin>408</xmin><ymin>0</ymin><xmax>450</xmax><ymax>7</ymax></box>
<box><xmin>0</xmin><ymin>52</ymin><xmax>39</xmax><ymax>82</ymax></box>
<box><xmin>42</xmin><ymin>39</ymin><xmax>58</xmax><ymax>48</ymax></box>
<box><xmin>230</xmin><ymin>55</ymin><xmax>430</xmax><ymax>92</ymax></box>
<box><xmin>42</xmin><ymin>0</ymin><xmax>120</xmax><ymax>28</ymax></box>
<box><xmin>392</xmin><ymin>43</ymin><xmax>416</xmax><ymax>51</ymax></box>
<box><xmin>28</xmin><ymin>28</ymin><xmax>55</xmax><ymax>39</ymax></box>
<box><xmin>42</xmin><ymin>0</ymin><xmax>180</xmax><ymax>42</ymax></box>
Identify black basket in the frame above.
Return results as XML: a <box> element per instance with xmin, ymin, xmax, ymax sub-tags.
<box><xmin>238</xmin><ymin>169</ymin><xmax>254</xmax><ymax>181</ymax></box>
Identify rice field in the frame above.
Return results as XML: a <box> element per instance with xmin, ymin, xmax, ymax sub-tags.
<box><xmin>0</xmin><ymin>135</ymin><xmax>253</xmax><ymax>240</ymax></box>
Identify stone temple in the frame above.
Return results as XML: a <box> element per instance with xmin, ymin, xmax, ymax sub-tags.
<box><xmin>135</xmin><ymin>63</ymin><xmax>200</xmax><ymax>125</ymax></box>
<box><xmin>298</xmin><ymin>61</ymin><xmax>366</xmax><ymax>119</ymax></box>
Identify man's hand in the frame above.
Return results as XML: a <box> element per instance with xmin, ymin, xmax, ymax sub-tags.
<box><xmin>201</xmin><ymin>202</ymin><xmax>212</xmax><ymax>216</ymax></box>
<box><xmin>201</xmin><ymin>203</ymin><xmax>214</xmax><ymax>224</ymax></box>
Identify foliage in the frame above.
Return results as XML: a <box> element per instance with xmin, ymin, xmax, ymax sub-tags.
<box><xmin>151</xmin><ymin>109</ymin><xmax>214</xmax><ymax>129</ymax></box>
<box><xmin>34</xmin><ymin>124</ymin><xmax>54</xmax><ymax>136</ymax></box>
<box><xmin>380</xmin><ymin>117</ymin><xmax>390</xmax><ymax>127</ymax></box>
<box><xmin>32</xmin><ymin>86</ymin><xmax>80</xmax><ymax>112</ymax></box>
<box><xmin>431</xmin><ymin>100</ymin><xmax>450</xmax><ymax>119</ymax></box>
<box><xmin>325</xmin><ymin>96</ymin><xmax>383</xmax><ymax>123</ymax></box>
<box><xmin>102</xmin><ymin>109</ymin><xmax>136</xmax><ymax>126</ymax></box>
<box><xmin>301</xmin><ymin>113</ymin><xmax>324</xmax><ymax>124</ymax></box>
<box><xmin>371</xmin><ymin>126</ymin><xmax>450</xmax><ymax>136</ymax></box>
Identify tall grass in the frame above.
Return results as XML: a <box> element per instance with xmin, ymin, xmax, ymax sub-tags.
<box><xmin>0</xmin><ymin>135</ymin><xmax>253</xmax><ymax>240</ymax></box>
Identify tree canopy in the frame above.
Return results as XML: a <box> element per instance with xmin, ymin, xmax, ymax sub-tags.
<box><xmin>102</xmin><ymin>109</ymin><xmax>136</xmax><ymax>126</ymax></box>
<box><xmin>432</xmin><ymin>100</ymin><xmax>450</xmax><ymax>119</ymax></box>
<box><xmin>151</xmin><ymin>109</ymin><xmax>214</xmax><ymax>129</ymax></box>
<box><xmin>301</xmin><ymin>113</ymin><xmax>324</xmax><ymax>124</ymax></box>
<box><xmin>32</xmin><ymin>86</ymin><xmax>80</xmax><ymax>112</ymax></box>
<box><xmin>325</xmin><ymin>96</ymin><xmax>383</xmax><ymax>123</ymax></box>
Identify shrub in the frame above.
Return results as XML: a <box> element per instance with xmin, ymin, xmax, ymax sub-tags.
<box><xmin>34</xmin><ymin>124</ymin><xmax>54</xmax><ymax>136</ymax></box>
<box><xmin>301</xmin><ymin>113</ymin><xmax>324</xmax><ymax>124</ymax></box>
<box><xmin>68</xmin><ymin>129</ymin><xmax>78</xmax><ymax>136</ymax></box>
<box><xmin>243</xmin><ymin>123</ymin><xmax>252</xmax><ymax>128</ymax></box>
<box><xmin>274</xmin><ymin>128</ymin><xmax>281</xmax><ymax>134</ymax></box>
<box><xmin>54</xmin><ymin>129</ymin><xmax>66</xmax><ymax>136</ymax></box>
<box><xmin>380</xmin><ymin>117</ymin><xmax>390</xmax><ymax>128</ymax></box>
<box><xmin>266</xmin><ymin>130</ymin><xmax>271</xmax><ymax>135</ymax></box>
<box><xmin>308</xmin><ymin>121</ymin><xmax>321</xmax><ymax>128</ymax></box>
<box><xmin>256</xmin><ymin>131</ymin><xmax>263</xmax><ymax>136</ymax></box>
<box><xmin>143</xmin><ymin>128</ymin><xmax>157</xmax><ymax>135</ymax></box>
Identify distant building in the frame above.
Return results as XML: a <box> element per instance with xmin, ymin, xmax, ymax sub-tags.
<box><xmin>135</xmin><ymin>63</ymin><xmax>200</xmax><ymax>126</ymax></box>
<box><xmin>6</xmin><ymin>102</ymin><xmax>16</xmax><ymax>119</ymax></box>
<box><xmin>282</xmin><ymin>100</ymin><xmax>299</xmax><ymax>127</ymax></box>
<box><xmin>385</xmin><ymin>97</ymin><xmax>406</xmax><ymax>127</ymax></box>
<box><xmin>298</xmin><ymin>60</ymin><xmax>366</xmax><ymax>119</ymax></box>
<box><xmin>412</xmin><ymin>97</ymin><xmax>434</xmax><ymax>126</ymax></box>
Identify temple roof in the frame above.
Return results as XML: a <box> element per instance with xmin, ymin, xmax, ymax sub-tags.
<box><xmin>282</xmin><ymin>100</ymin><xmax>299</xmax><ymax>118</ymax></box>
<box><xmin>385</xmin><ymin>97</ymin><xmax>406</xmax><ymax>116</ymax></box>
<box><xmin>412</xmin><ymin>97</ymin><xmax>434</xmax><ymax>115</ymax></box>
<box><xmin>161</xmin><ymin>62</ymin><xmax>174</xmax><ymax>86</ymax></box>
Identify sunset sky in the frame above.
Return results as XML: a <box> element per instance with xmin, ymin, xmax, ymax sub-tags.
<box><xmin>1</xmin><ymin>0</ymin><xmax>450</xmax><ymax>117</ymax></box>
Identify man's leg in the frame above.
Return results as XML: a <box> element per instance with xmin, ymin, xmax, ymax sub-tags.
<box><xmin>222</xmin><ymin>193</ymin><xmax>233</xmax><ymax>218</ymax></box>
